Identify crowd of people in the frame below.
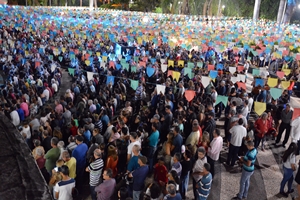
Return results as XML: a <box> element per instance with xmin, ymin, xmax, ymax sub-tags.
<box><xmin>2</xmin><ymin>5</ymin><xmax>300</xmax><ymax>200</ymax></box>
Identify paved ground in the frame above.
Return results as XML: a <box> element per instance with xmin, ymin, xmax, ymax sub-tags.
<box><xmin>61</xmin><ymin>68</ymin><xmax>297</xmax><ymax>200</ymax></box>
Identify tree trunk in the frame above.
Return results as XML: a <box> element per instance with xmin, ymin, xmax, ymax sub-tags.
<box><xmin>207</xmin><ymin>0</ymin><xmax>213</xmax><ymax>16</ymax></box>
<box><xmin>89</xmin><ymin>0</ymin><xmax>93</xmax><ymax>9</ymax></box>
<box><xmin>203</xmin><ymin>0</ymin><xmax>207</xmax><ymax>16</ymax></box>
<box><xmin>80</xmin><ymin>0</ymin><xmax>82</xmax><ymax>6</ymax></box>
<box><xmin>253</xmin><ymin>0</ymin><xmax>261</xmax><ymax>22</ymax></box>
<box><xmin>181</xmin><ymin>0</ymin><xmax>189</xmax><ymax>15</ymax></box>
<box><xmin>94</xmin><ymin>0</ymin><xmax>97</xmax><ymax>8</ymax></box>
<box><xmin>283</xmin><ymin>0</ymin><xmax>296</xmax><ymax>24</ymax></box>
<box><xmin>277</xmin><ymin>0</ymin><xmax>286</xmax><ymax>23</ymax></box>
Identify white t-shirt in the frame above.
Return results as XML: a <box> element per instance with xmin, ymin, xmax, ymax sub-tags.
<box><xmin>229</xmin><ymin>125</ymin><xmax>247</xmax><ymax>147</ymax></box>
<box><xmin>54</xmin><ymin>178</ymin><xmax>76</xmax><ymax>200</ymax></box>
<box><xmin>283</xmin><ymin>154</ymin><xmax>296</xmax><ymax>169</ymax></box>
<box><xmin>43</xmin><ymin>89</ymin><xmax>50</xmax><ymax>101</ymax></box>
<box><xmin>10</xmin><ymin>110</ymin><xmax>20</xmax><ymax>126</ymax></box>
<box><xmin>52</xmin><ymin>83</ymin><xmax>58</xmax><ymax>92</ymax></box>
<box><xmin>21</xmin><ymin>126</ymin><xmax>31</xmax><ymax>139</ymax></box>
<box><xmin>192</xmin><ymin>157</ymin><xmax>207</xmax><ymax>182</ymax></box>
<box><xmin>127</xmin><ymin>140</ymin><xmax>141</xmax><ymax>156</ymax></box>
<box><xmin>211</xmin><ymin>91</ymin><xmax>218</xmax><ymax>107</ymax></box>
<box><xmin>248</xmin><ymin>97</ymin><xmax>253</xmax><ymax>113</ymax></box>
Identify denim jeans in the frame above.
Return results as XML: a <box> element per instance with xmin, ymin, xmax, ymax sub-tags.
<box><xmin>148</xmin><ymin>146</ymin><xmax>156</xmax><ymax>173</ymax></box>
<box><xmin>180</xmin><ymin>172</ymin><xmax>190</xmax><ymax>199</ymax></box>
<box><xmin>133</xmin><ymin>190</ymin><xmax>141</xmax><ymax>200</ymax></box>
<box><xmin>90</xmin><ymin>186</ymin><xmax>97</xmax><ymax>200</ymax></box>
<box><xmin>237</xmin><ymin>169</ymin><xmax>254</xmax><ymax>199</ymax></box>
<box><xmin>255</xmin><ymin>135</ymin><xmax>266</xmax><ymax>149</ymax></box>
<box><xmin>280</xmin><ymin>166</ymin><xmax>294</xmax><ymax>193</ymax></box>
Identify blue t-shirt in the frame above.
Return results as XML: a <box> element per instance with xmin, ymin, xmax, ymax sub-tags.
<box><xmin>83</xmin><ymin>130</ymin><xmax>91</xmax><ymax>145</ymax></box>
<box><xmin>171</xmin><ymin>134</ymin><xmax>183</xmax><ymax>156</ymax></box>
<box><xmin>132</xmin><ymin>165</ymin><xmax>149</xmax><ymax>191</ymax></box>
<box><xmin>243</xmin><ymin>148</ymin><xmax>257</xmax><ymax>172</ymax></box>
<box><xmin>148</xmin><ymin>130</ymin><xmax>159</xmax><ymax>147</ymax></box>
<box><xmin>197</xmin><ymin>173</ymin><xmax>212</xmax><ymax>200</ymax></box>
<box><xmin>17</xmin><ymin>108</ymin><xmax>25</xmax><ymax>121</ymax></box>
<box><xmin>127</xmin><ymin>155</ymin><xmax>140</xmax><ymax>172</ymax></box>
<box><xmin>72</xmin><ymin>143</ymin><xmax>88</xmax><ymax>170</ymax></box>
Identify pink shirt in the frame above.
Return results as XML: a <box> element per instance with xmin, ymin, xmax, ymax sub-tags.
<box><xmin>207</xmin><ymin>136</ymin><xmax>223</xmax><ymax>161</ymax></box>
<box><xmin>20</xmin><ymin>102</ymin><xmax>29</xmax><ymax>117</ymax></box>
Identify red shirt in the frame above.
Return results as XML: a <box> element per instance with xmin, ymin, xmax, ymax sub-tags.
<box><xmin>154</xmin><ymin>163</ymin><xmax>168</xmax><ymax>186</ymax></box>
<box><xmin>255</xmin><ymin>118</ymin><xmax>268</xmax><ymax>138</ymax></box>
<box><xmin>70</xmin><ymin>126</ymin><xmax>78</xmax><ymax>136</ymax></box>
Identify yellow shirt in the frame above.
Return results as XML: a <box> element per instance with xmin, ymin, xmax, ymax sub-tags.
<box><xmin>65</xmin><ymin>157</ymin><xmax>77</xmax><ymax>179</ymax></box>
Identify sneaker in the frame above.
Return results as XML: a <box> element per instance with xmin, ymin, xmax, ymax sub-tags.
<box><xmin>231</xmin><ymin>197</ymin><xmax>242</xmax><ymax>200</ymax></box>
<box><xmin>261</xmin><ymin>148</ymin><xmax>265</xmax><ymax>152</ymax></box>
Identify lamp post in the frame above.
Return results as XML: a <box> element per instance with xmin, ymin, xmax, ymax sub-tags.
<box><xmin>178</xmin><ymin>1</ymin><xmax>182</xmax><ymax>14</ymax></box>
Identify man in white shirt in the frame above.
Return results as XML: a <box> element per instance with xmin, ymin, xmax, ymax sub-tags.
<box><xmin>226</xmin><ymin>118</ymin><xmax>247</xmax><ymax>167</ymax></box>
<box><xmin>247</xmin><ymin>94</ymin><xmax>254</xmax><ymax>115</ymax></box>
<box><xmin>55</xmin><ymin>165</ymin><xmax>75</xmax><ymax>200</ymax></box>
<box><xmin>241</xmin><ymin>100</ymin><xmax>249</xmax><ymax>119</ymax></box>
<box><xmin>207</xmin><ymin>129</ymin><xmax>223</xmax><ymax>177</ymax></box>
<box><xmin>127</xmin><ymin>132</ymin><xmax>141</xmax><ymax>162</ymax></box>
<box><xmin>10</xmin><ymin>108</ymin><xmax>20</xmax><ymax>126</ymax></box>
<box><xmin>211</xmin><ymin>86</ymin><xmax>218</xmax><ymax>107</ymax></box>
<box><xmin>290</xmin><ymin>116</ymin><xmax>300</xmax><ymax>143</ymax></box>
<box><xmin>42</xmin><ymin>88</ymin><xmax>50</xmax><ymax>102</ymax></box>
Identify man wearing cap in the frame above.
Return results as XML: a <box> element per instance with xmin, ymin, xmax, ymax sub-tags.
<box><xmin>128</xmin><ymin>156</ymin><xmax>149</xmax><ymax>200</ymax></box>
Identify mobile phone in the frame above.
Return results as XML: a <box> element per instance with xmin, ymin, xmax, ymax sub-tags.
<box><xmin>54</xmin><ymin>167</ymin><xmax>59</xmax><ymax>172</ymax></box>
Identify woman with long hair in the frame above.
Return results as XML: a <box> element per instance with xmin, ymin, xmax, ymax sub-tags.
<box><xmin>280</xmin><ymin>142</ymin><xmax>298</xmax><ymax>197</ymax></box>
<box><xmin>105</xmin><ymin>145</ymin><xmax>118</xmax><ymax>178</ymax></box>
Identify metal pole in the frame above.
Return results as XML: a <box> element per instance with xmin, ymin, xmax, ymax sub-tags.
<box><xmin>281</xmin><ymin>0</ymin><xmax>287</xmax><ymax>24</ymax></box>
<box><xmin>217</xmin><ymin>0</ymin><xmax>221</xmax><ymax>17</ymax></box>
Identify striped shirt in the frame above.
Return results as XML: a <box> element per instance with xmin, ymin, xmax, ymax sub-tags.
<box><xmin>94</xmin><ymin>120</ymin><xmax>103</xmax><ymax>133</ymax></box>
<box><xmin>197</xmin><ymin>173</ymin><xmax>212</xmax><ymax>199</ymax></box>
<box><xmin>88</xmin><ymin>158</ymin><xmax>104</xmax><ymax>186</ymax></box>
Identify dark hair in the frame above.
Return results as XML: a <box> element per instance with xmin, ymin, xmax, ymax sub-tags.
<box><xmin>174</xmin><ymin>152</ymin><xmax>181</xmax><ymax>161</ymax></box>
<box><xmin>149</xmin><ymin>182</ymin><xmax>162</xmax><ymax>199</ymax></box>
<box><xmin>185</xmin><ymin>149</ymin><xmax>192</xmax><ymax>159</ymax></box>
<box><xmin>112</xmin><ymin>126</ymin><xmax>117</xmax><ymax>133</ymax></box>
<box><xmin>214</xmin><ymin>129</ymin><xmax>221</xmax><ymax>136</ymax></box>
<box><xmin>169</xmin><ymin>170</ymin><xmax>180</xmax><ymax>185</ymax></box>
<box><xmin>174</xmin><ymin>126</ymin><xmax>180</xmax><ymax>134</ymax></box>
<box><xmin>165</xmin><ymin>105</ymin><xmax>171</xmax><ymax>110</ymax></box>
<box><xmin>238</xmin><ymin>118</ymin><xmax>244</xmax><ymax>125</ymax></box>
<box><xmin>152</xmin><ymin>122</ymin><xmax>159</xmax><ymax>130</ymax></box>
<box><xmin>119</xmin><ymin>187</ymin><xmax>128</xmax><ymax>199</ymax></box>
<box><xmin>130</xmin><ymin>132</ymin><xmax>138</xmax><ymax>139</ymax></box>
<box><xmin>282</xmin><ymin>142</ymin><xmax>298</xmax><ymax>162</ymax></box>
<box><xmin>204</xmin><ymin>163</ymin><xmax>211</xmax><ymax>172</ymax></box>
<box><xmin>51</xmin><ymin>137</ymin><xmax>59</xmax><ymax>146</ymax></box>
<box><xmin>59</xmin><ymin>165</ymin><xmax>69</xmax><ymax>176</ymax></box>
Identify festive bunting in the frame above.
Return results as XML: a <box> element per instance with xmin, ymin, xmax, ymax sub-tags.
<box><xmin>281</xmin><ymin>81</ymin><xmax>290</xmax><ymax>89</ymax></box>
<box><xmin>185</xmin><ymin>90</ymin><xmax>196</xmax><ymax>102</ymax></box>
<box><xmin>252</xmin><ymin>68</ymin><xmax>260</xmax><ymax>76</ymax></box>
<box><xmin>106</xmin><ymin>76</ymin><xmax>115</xmax><ymax>85</ymax></box>
<box><xmin>270</xmin><ymin>88</ymin><xmax>282</xmax><ymax>100</ymax></box>
<box><xmin>215</xmin><ymin>95</ymin><xmax>228</xmax><ymax>106</ymax></box>
<box><xmin>237</xmin><ymin>82</ymin><xmax>246</xmax><ymax>90</ymax></box>
<box><xmin>229</xmin><ymin>67</ymin><xmax>236</xmax><ymax>74</ymax></box>
<box><xmin>178</xmin><ymin>60</ymin><xmax>184</xmax><ymax>67</ymax></box>
<box><xmin>68</xmin><ymin>68</ymin><xmax>75</xmax><ymax>76</ymax></box>
<box><xmin>276</xmin><ymin>71</ymin><xmax>285</xmax><ymax>79</ymax></box>
<box><xmin>156</xmin><ymin>84</ymin><xmax>166</xmax><ymax>95</ymax></box>
<box><xmin>146</xmin><ymin>67</ymin><xmax>155</xmax><ymax>77</ymax></box>
<box><xmin>168</xmin><ymin>60</ymin><xmax>174</xmax><ymax>67</ymax></box>
<box><xmin>209</xmin><ymin>70</ymin><xmax>218</xmax><ymax>79</ymax></box>
<box><xmin>87</xmin><ymin>72</ymin><xmax>94</xmax><ymax>81</ymax></box>
<box><xmin>254</xmin><ymin>102</ymin><xmax>266</xmax><ymax>116</ymax></box>
<box><xmin>208</xmin><ymin>64</ymin><xmax>215</xmax><ymax>71</ymax></box>
<box><xmin>161</xmin><ymin>64</ymin><xmax>168</xmax><ymax>72</ymax></box>
<box><xmin>268</xmin><ymin>78</ymin><xmax>278</xmax><ymax>87</ymax></box>
<box><xmin>255</xmin><ymin>79</ymin><xmax>264</xmax><ymax>87</ymax></box>
<box><xmin>201</xmin><ymin>76</ymin><xmax>211</xmax><ymax>88</ymax></box>
<box><xmin>130</xmin><ymin>79</ymin><xmax>139</xmax><ymax>90</ymax></box>
<box><xmin>282</xmin><ymin>69</ymin><xmax>291</xmax><ymax>76</ymax></box>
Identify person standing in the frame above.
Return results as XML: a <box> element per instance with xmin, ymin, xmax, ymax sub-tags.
<box><xmin>72</xmin><ymin>135</ymin><xmax>88</xmax><ymax>192</ymax></box>
<box><xmin>180</xmin><ymin>149</ymin><xmax>193</xmax><ymax>199</ymax></box>
<box><xmin>61</xmin><ymin>151</ymin><xmax>77</xmax><ymax>179</ymax></box>
<box><xmin>192</xmin><ymin>147</ymin><xmax>207</xmax><ymax>200</ymax></box>
<box><xmin>86</xmin><ymin>149</ymin><xmax>104</xmax><ymax>200</ymax></box>
<box><xmin>226</xmin><ymin>118</ymin><xmax>247</xmax><ymax>167</ymax></box>
<box><xmin>147</xmin><ymin>122</ymin><xmax>160</xmax><ymax>173</ymax></box>
<box><xmin>276</xmin><ymin>104</ymin><xmax>293</xmax><ymax>148</ymax></box>
<box><xmin>207</xmin><ymin>129</ymin><xmax>223</xmax><ymax>177</ymax></box>
<box><xmin>290</xmin><ymin>116</ymin><xmax>300</xmax><ymax>153</ymax></box>
<box><xmin>160</xmin><ymin>105</ymin><xmax>173</xmax><ymax>144</ymax></box>
<box><xmin>196</xmin><ymin>163</ymin><xmax>212</xmax><ymax>200</ymax></box>
<box><xmin>232</xmin><ymin>140</ymin><xmax>257</xmax><ymax>200</ymax></box>
<box><xmin>254</xmin><ymin>112</ymin><xmax>269</xmax><ymax>151</ymax></box>
<box><xmin>279</xmin><ymin>143</ymin><xmax>297</xmax><ymax>198</ymax></box>
<box><xmin>95</xmin><ymin>168</ymin><xmax>116</xmax><ymax>200</ymax></box>
<box><xmin>44</xmin><ymin>137</ymin><xmax>60</xmax><ymax>174</ymax></box>
<box><xmin>128</xmin><ymin>156</ymin><xmax>149</xmax><ymax>200</ymax></box>
<box><xmin>54</xmin><ymin>165</ymin><xmax>76</xmax><ymax>200</ymax></box>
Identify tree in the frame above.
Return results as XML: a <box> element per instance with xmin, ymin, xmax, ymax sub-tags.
<box><xmin>277</xmin><ymin>0</ymin><xmax>286</xmax><ymax>23</ymax></box>
<box><xmin>283</xmin><ymin>0</ymin><xmax>296</xmax><ymax>23</ymax></box>
<box><xmin>253</xmin><ymin>0</ymin><xmax>261</xmax><ymax>22</ymax></box>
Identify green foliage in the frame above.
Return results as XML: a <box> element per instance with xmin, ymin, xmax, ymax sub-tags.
<box><xmin>155</xmin><ymin>7</ymin><xmax>162</xmax><ymax>13</ymax></box>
